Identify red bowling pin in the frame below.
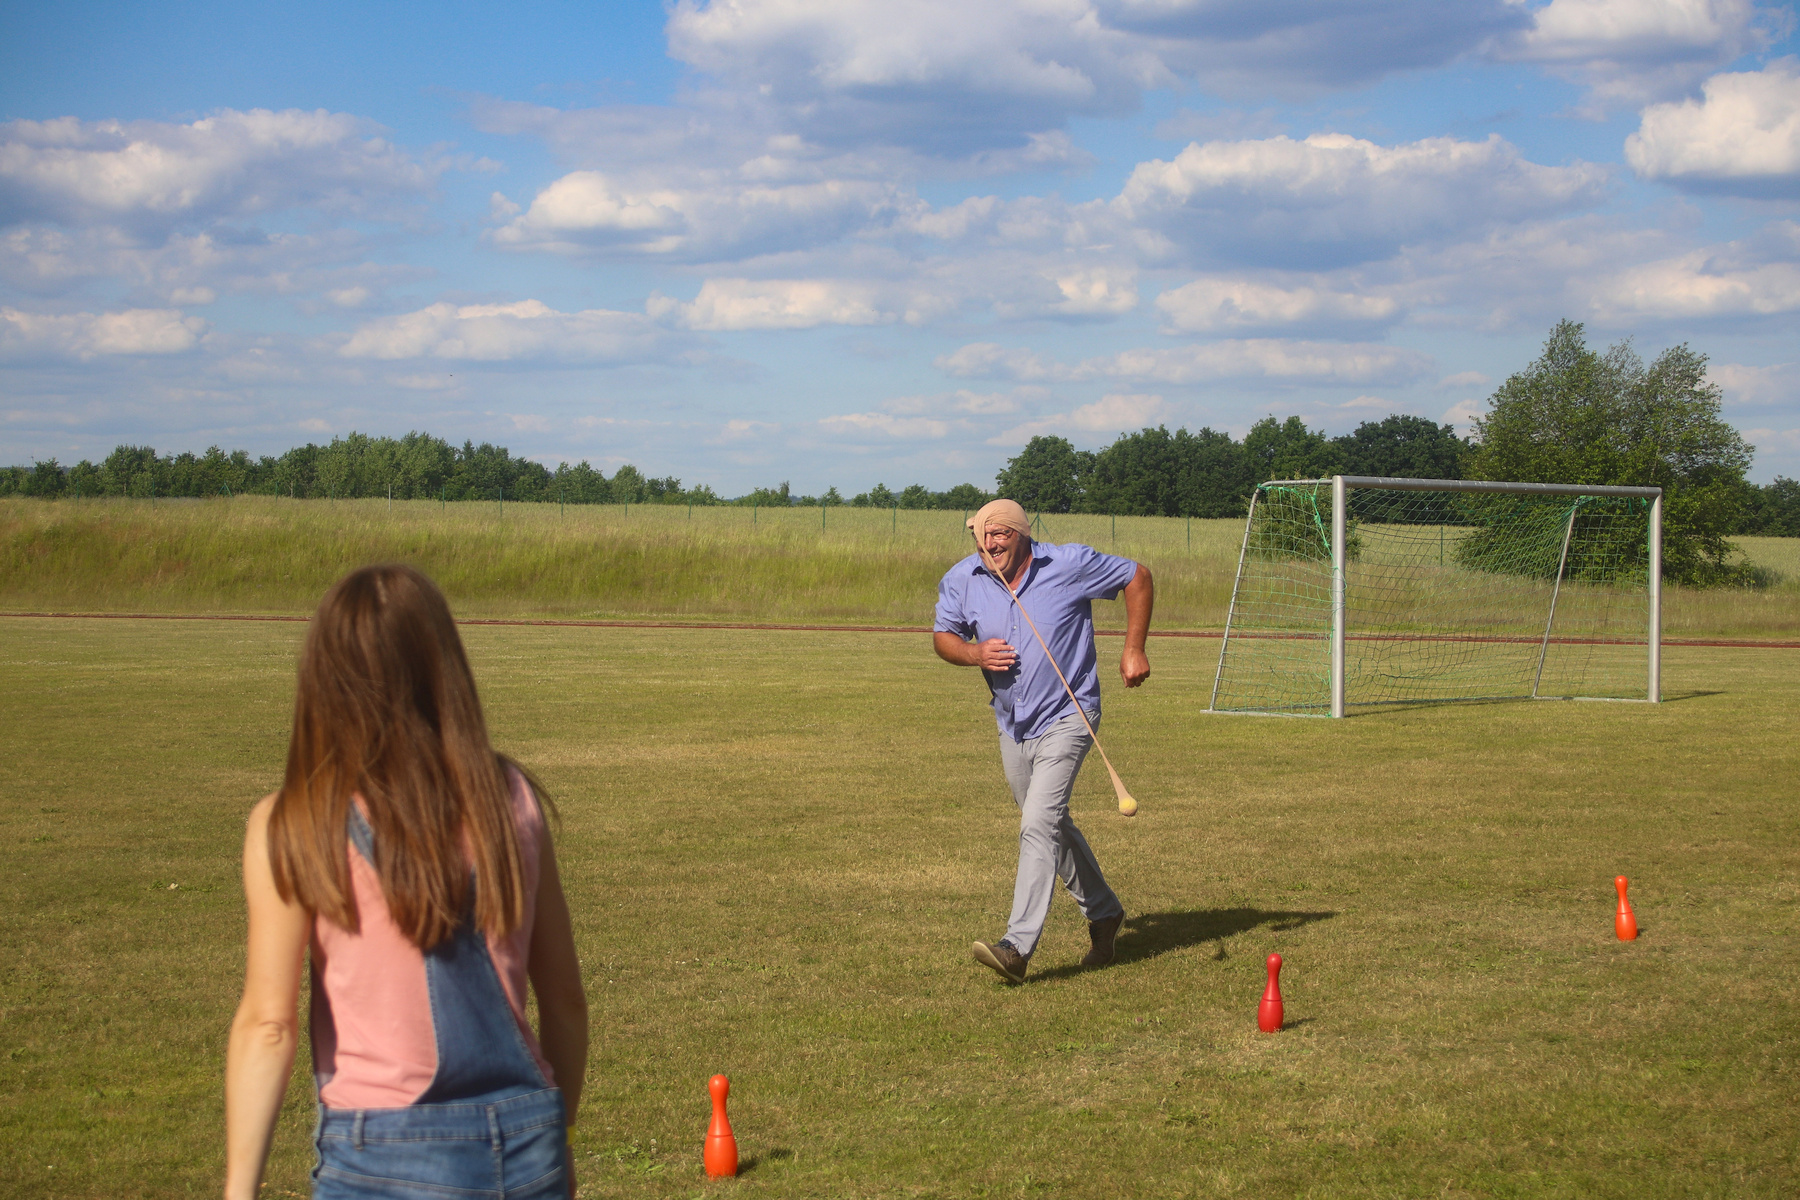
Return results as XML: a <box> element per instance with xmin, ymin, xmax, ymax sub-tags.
<box><xmin>1257</xmin><ymin>953</ymin><xmax>1284</xmax><ymax>1033</ymax></box>
<box><xmin>1614</xmin><ymin>876</ymin><xmax>1638</xmax><ymax>941</ymax></box>
<box><xmin>703</xmin><ymin>1074</ymin><xmax>738</xmax><ymax>1178</ymax></box>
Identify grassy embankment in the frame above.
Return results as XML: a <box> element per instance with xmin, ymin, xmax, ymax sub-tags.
<box><xmin>1</xmin><ymin>618</ymin><xmax>1796</xmax><ymax>1197</ymax></box>
<box><xmin>1</xmin><ymin>495</ymin><xmax>1796</xmax><ymax>637</ymax></box>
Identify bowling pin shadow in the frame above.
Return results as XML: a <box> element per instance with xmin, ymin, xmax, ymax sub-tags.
<box><xmin>737</xmin><ymin>1149</ymin><xmax>794</xmax><ymax>1175</ymax></box>
<box><xmin>1030</xmin><ymin>906</ymin><xmax>1337</xmax><ymax>982</ymax></box>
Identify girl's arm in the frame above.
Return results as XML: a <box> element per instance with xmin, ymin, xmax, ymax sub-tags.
<box><xmin>528</xmin><ymin>835</ymin><xmax>589</xmax><ymax>1121</ymax></box>
<box><xmin>224</xmin><ymin>795</ymin><xmax>311</xmax><ymax>1200</ymax></box>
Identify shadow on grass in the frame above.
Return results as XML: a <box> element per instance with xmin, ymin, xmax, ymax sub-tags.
<box><xmin>1338</xmin><ymin>691</ymin><xmax>1720</xmax><ymax>717</ymax></box>
<box><xmin>1028</xmin><ymin>906</ymin><xmax>1337</xmax><ymax>982</ymax></box>
<box><xmin>737</xmin><ymin>1148</ymin><xmax>794</xmax><ymax>1175</ymax></box>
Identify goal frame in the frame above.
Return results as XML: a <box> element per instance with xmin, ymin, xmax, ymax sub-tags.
<box><xmin>1209</xmin><ymin>475</ymin><xmax>1663</xmax><ymax>718</ymax></box>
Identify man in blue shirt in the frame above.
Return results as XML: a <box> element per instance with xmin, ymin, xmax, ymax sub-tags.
<box><xmin>934</xmin><ymin>498</ymin><xmax>1154</xmax><ymax>983</ymax></box>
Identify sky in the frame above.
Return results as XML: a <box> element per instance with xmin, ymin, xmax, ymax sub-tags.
<box><xmin>3</xmin><ymin>0</ymin><xmax>1799</xmax><ymax>493</ymax></box>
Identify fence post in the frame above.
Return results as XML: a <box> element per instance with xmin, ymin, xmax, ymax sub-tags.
<box><xmin>753</xmin><ymin>501</ymin><xmax>757</xmax><ymax>526</ymax></box>
<box><xmin>498</xmin><ymin>486</ymin><xmax>503</xmax><ymax>517</ymax></box>
<box><xmin>892</xmin><ymin>503</ymin><xmax>897</xmax><ymax>534</ymax></box>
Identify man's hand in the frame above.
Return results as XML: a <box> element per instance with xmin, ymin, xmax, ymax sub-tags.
<box><xmin>934</xmin><ymin>631</ymin><xmax>1018</xmax><ymax>672</ymax></box>
<box><xmin>1120</xmin><ymin>562</ymin><xmax>1154</xmax><ymax>687</ymax></box>
<box><xmin>973</xmin><ymin>638</ymin><xmax>1020</xmax><ymax>672</ymax></box>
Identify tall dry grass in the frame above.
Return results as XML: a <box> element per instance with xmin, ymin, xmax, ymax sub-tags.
<box><xmin>1</xmin><ymin>496</ymin><xmax>1793</xmax><ymax>636</ymax></box>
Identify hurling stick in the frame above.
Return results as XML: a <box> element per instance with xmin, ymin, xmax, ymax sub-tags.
<box><xmin>970</xmin><ymin>529</ymin><xmax>1138</xmax><ymax>817</ymax></box>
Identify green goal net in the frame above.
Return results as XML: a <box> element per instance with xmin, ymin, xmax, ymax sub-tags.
<box><xmin>1209</xmin><ymin>477</ymin><xmax>1661</xmax><ymax>717</ymax></box>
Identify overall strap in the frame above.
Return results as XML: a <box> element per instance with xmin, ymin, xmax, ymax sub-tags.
<box><xmin>344</xmin><ymin>803</ymin><xmax>549</xmax><ymax>1104</ymax></box>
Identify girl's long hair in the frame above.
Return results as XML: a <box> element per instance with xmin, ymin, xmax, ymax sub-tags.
<box><xmin>267</xmin><ymin>563</ymin><xmax>534</xmax><ymax>948</ymax></box>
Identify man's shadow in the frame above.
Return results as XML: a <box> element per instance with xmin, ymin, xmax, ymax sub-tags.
<box><xmin>1029</xmin><ymin>906</ymin><xmax>1336</xmax><ymax>982</ymax></box>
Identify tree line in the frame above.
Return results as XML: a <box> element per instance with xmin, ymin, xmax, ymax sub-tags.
<box><xmin>5</xmin><ymin>323</ymin><xmax>1796</xmax><ymax>558</ymax></box>
<box><xmin>0</xmin><ymin>432</ymin><xmax>999</xmax><ymax>510</ymax></box>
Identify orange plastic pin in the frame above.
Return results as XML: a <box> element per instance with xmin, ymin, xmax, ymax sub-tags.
<box><xmin>1614</xmin><ymin>876</ymin><xmax>1638</xmax><ymax>941</ymax></box>
<box><xmin>703</xmin><ymin>1074</ymin><xmax>738</xmax><ymax>1178</ymax></box>
<box><xmin>1257</xmin><ymin>953</ymin><xmax>1284</xmax><ymax>1033</ymax></box>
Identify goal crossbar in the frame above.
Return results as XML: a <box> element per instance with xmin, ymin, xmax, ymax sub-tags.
<box><xmin>1210</xmin><ymin>475</ymin><xmax>1662</xmax><ymax>718</ymax></box>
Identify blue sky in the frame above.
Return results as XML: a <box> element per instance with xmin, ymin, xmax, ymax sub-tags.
<box><xmin>4</xmin><ymin>0</ymin><xmax>1798</xmax><ymax>491</ymax></box>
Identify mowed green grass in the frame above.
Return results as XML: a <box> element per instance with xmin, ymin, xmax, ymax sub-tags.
<box><xmin>1</xmin><ymin>618</ymin><xmax>1797</xmax><ymax>1198</ymax></box>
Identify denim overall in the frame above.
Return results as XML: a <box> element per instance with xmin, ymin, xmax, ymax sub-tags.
<box><xmin>311</xmin><ymin>808</ymin><xmax>569</xmax><ymax>1199</ymax></box>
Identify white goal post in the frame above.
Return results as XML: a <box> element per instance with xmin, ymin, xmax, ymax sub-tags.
<box><xmin>1209</xmin><ymin>476</ymin><xmax>1663</xmax><ymax>718</ymax></box>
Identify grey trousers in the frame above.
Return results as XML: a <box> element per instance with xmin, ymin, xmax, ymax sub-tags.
<box><xmin>998</xmin><ymin>710</ymin><xmax>1123</xmax><ymax>957</ymax></box>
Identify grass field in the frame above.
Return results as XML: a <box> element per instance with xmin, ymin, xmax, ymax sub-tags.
<box><xmin>3</xmin><ymin>496</ymin><xmax>1797</xmax><ymax>638</ymax></box>
<box><xmin>2</xmin><ymin>616</ymin><xmax>1796</xmax><ymax>1197</ymax></box>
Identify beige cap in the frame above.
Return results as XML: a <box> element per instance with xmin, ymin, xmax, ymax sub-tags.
<box><xmin>966</xmin><ymin>498</ymin><xmax>1032</xmax><ymax>537</ymax></box>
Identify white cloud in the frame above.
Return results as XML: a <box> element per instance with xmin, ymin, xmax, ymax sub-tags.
<box><xmin>885</xmin><ymin>387</ymin><xmax>1036</xmax><ymax>417</ymax></box>
<box><xmin>1713</xmin><ymin>360</ymin><xmax>1799</xmax><ymax>405</ymax></box>
<box><xmin>0</xmin><ymin>224</ymin><xmax>424</xmax><ymax>311</ymax></box>
<box><xmin>716</xmin><ymin>419</ymin><xmax>781</xmax><ymax>443</ymax></box>
<box><xmin>1084</xmin><ymin>340</ymin><xmax>1434</xmax><ymax>385</ymax></box>
<box><xmin>490</xmin><ymin>169</ymin><xmax>900</xmax><ymax>261</ymax></box>
<box><xmin>817</xmin><ymin>411</ymin><xmax>952</xmax><ymax>439</ymax></box>
<box><xmin>1742</xmin><ymin>425</ymin><xmax>1800</xmax><ymax>472</ymax></box>
<box><xmin>386</xmin><ymin>373</ymin><xmax>462</xmax><ymax>391</ymax></box>
<box><xmin>1587</xmin><ymin>251</ymin><xmax>1800</xmax><ymax>319</ymax></box>
<box><xmin>1443</xmin><ymin>398</ymin><xmax>1486</xmax><ymax>433</ymax></box>
<box><xmin>1626</xmin><ymin>60</ymin><xmax>1800</xmax><ymax>195</ymax></box>
<box><xmin>667</xmin><ymin>0</ymin><xmax>1529</xmax><ymax>160</ymax></box>
<box><xmin>1497</xmin><ymin>0</ymin><xmax>1783</xmax><ymax>110</ymax></box>
<box><xmin>0</xmin><ymin>306</ymin><xmax>206</xmax><ymax>360</ymax></box>
<box><xmin>650</xmin><ymin>278</ymin><xmax>905</xmax><ymax>330</ymax></box>
<box><xmin>338</xmin><ymin>300</ymin><xmax>687</xmax><ymax>364</ymax></box>
<box><xmin>995</xmin><ymin>266</ymin><xmax>1138</xmax><ymax>319</ymax></box>
<box><xmin>939</xmin><ymin>337</ymin><xmax>1433</xmax><ymax>385</ymax></box>
<box><xmin>667</xmin><ymin>0</ymin><xmax>1160</xmax><ymax>156</ymax></box>
<box><xmin>992</xmin><ymin>392</ymin><xmax>1168</xmax><ymax>444</ymax></box>
<box><xmin>1156</xmin><ymin>276</ymin><xmax>1396</xmax><ymax>333</ymax></box>
<box><xmin>1438</xmin><ymin>370</ymin><xmax>1491</xmax><ymax>389</ymax></box>
<box><xmin>0</xmin><ymin>109</ymin><xmax>436</xmax><ymax>231</ymax></box>
<box><xmin>1114</xmin><ymin>133</ymin><xmax>1609</xmax><ymax>268</ymax></box>
<box><xmin>934</xmin><ymin>342</ymin><xmax>1062</xmax><ymax>381</ymax></box>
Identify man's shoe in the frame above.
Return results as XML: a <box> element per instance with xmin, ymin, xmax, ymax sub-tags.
<box><xmin>972</xmin><ymin>939</ymin><xmax>1029</xmax><ymax>983</ymax></box>
<box><xmin>1081</xmin><ymin>911</ymin><xmax>1125</xmax><ymax>968</ymax></box>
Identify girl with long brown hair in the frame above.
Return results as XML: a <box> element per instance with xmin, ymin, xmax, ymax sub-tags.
<box><xmin>225</xmin><ymin>564</ymin><xmax>588</xmax><ymax>1200</ymax></box>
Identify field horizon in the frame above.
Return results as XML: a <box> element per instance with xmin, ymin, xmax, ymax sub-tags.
<box><xmin>4</xmin><ymin>495</ymin><xmax>1799</xmax><ymax>640</ymax></box>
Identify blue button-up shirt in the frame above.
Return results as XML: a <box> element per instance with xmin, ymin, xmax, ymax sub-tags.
<box><xmin>935</xmin><ymin>540</ymin><xmax>1140</xmax><ymax>742</ymax></box>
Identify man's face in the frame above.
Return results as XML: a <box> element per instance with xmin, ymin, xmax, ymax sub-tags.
<box><xmin>981</xmin><ymin>524</ymin><xmax>1030</xmax><ymax>576</ymax></box>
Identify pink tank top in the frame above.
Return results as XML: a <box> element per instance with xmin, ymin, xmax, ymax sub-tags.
<box><xmin>308</xmin><ymin>767</ymin><xmax>554</xmax><ymax>1108</ymax></box>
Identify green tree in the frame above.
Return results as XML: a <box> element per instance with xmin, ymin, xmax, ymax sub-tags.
<box><xmin>609</xmin><ymin>465</ymin><xmax>649</xmax><ymax>504</ymax></box>
<box><xmin>1243</xmin><ymin>417</ymin><xmax>1343</xmax><ymax>483</ymax></box>
<box><xmin>1468</xmin><ymin>320</ymin><xmax>1754</xmax><ymax>585</ymax></box>
<box><xmin>1736</xmin><ymin>477</ymin><xmax>1800</xmax><ymax>536</ymax></box>
<box><xmin>1333</xmin><ymin>415</ymin><xmax>1467</xmax><ymax>479</ymax></box>
<box><xmin>995</xmin><ymin>436</ymin><xmax>1085</xmax><ymax>513</ymax></box>
<box><xmin>25</xmin><ymin>459</ymin><xmax>67</xmax><ymax>497</ymax></box>
<box><xmin>1082</xmin><ymin>427</ymin><xmax>1185</xmax><ymax>515</ymax></box>
<box><xmin>897</xmin><ymin>484</ymin><xmax>933</xmax><ymax>509</ymax></box>
<box><xmin>852</xmin><ymin>483</ymin><xmax>896</xmax><ymax>508</ymax></box>
<box><xmin>940</xmin><ymin>482</ymin><xmax>990</xmax><ymax>509</ymax></box>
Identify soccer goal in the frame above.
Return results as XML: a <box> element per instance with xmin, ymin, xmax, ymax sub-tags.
<box><xmin>1209</xmin><ymin>476</ymin><xmax>1662</xmax><ymax>717</ymax></box>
